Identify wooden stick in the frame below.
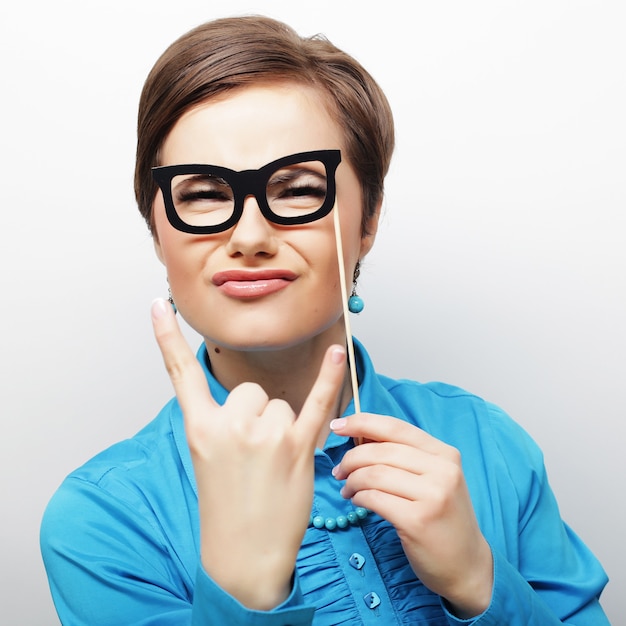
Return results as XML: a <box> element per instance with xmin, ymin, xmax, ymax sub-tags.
<box><xmin>333</xmin><ymin>203</ymin><xmax>363</xmax><ymax>444</ymax></box>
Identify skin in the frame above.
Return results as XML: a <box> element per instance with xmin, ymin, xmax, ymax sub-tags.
<box><xmin>150</xmin><ymin>83</ymin><xmax>493</xmax><ymax>617</ymax></box>
<box><xmin>153</xmin><ymin>84</ymin><xmax>370</xmax><ymax>423</ymax></box>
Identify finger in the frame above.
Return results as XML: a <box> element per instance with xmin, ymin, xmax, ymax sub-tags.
<box><xmin>223</xmin><ymin>382</ymin><xmax>270</xmax><ymax>418</ymax></box>
<box><xmin>333</xmin><ymin>442</ymin><xmax>431</xmax><ymax>480</ymax></box>
<box><xmin>221</xmin><ymin>390</ymin><xmax>296</xmax><ymax>449</ymax></box>
<box><xmin>348</xmin><ymin>488</ymin><xmax>414</xmax><ymax>530</ymax></box>
<box><xmin>295</xmin><ymin>344</ymin><xmax>346</xmax><ymax>447</ymax></box>
<box><xmin>344</xmin><ymin>464</ymin><xmax>467</xmax><ymax>532</ymax></box>
<box><xmin>341</xmin><ymin>464</ymin><xmax>421</xmax><ymax>501</ymax></box>
<box><xmin>330</xmin><ymin>413</ymin><xmax>453</xmax><ymax>457</ymax></box>
<box><xmin>341</xmin><ymin>460</ymin><xmax>458</xmax><ymax>504</ymax></box>
<box><xmin>151</xmin><ymin>298</ymin><xmax>218</xmax><ymax>421</ymax></box>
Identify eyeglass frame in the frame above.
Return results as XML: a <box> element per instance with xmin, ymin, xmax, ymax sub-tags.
<box><xmin>151</xmin><ymin>149</ymin><xmax>342</xmax><ymax>235</ymax></box>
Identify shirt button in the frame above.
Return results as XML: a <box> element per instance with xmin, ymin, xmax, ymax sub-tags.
<box><xmin>349</xmin><ymin>552</ymin><xmax>366</xmax><ymax>570</ymax></box>
<box><xmin>364</xmin><ymin>591</ymin><xmax>381</xmax><ymax>610</ymax></box>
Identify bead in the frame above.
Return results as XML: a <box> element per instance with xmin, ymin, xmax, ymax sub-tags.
<box><xmin>355</xmin><ymin>507</ymin><xmax>368</xmax><ymax>519</ymax></box>
<box><xmin>348</xmin><ymin>295</ymin><xmax>364</xmax><ymax>314</ymax></box>
<box><xmin>336</xmin><ymin>515</ymin><xmax>349</xmax><ymax>529</ymax></box>
<box><xmin>309</xmin><ymin>508</ymin><xmax>370</xmax><ymax>531</ymax></box>
<box><xmin>312</xmin><ymin>515</ymin><xmax>325</xmax><ymax>529</ymax></box>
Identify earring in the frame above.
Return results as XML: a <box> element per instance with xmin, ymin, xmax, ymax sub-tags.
<box><xmin>348</xmin><ymin>261</ymin><xmax>364</xmax><ymax>314</ymax></box>
<box><xmin>168</xmin><ymin>286</ymin><xmax>177</xmax><ymax>315</ymax></box>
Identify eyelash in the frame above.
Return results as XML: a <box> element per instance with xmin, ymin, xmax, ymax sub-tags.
<box><xmin>278</xmin><ymin>182</ymin><xmax>326</xmax><ymax>197</ymax></box>
<box><xmin>173</xmin><ymin>173</ymin><xmax>327</xmax><ymax>205</ymax></box>
<box><xmin>178</xmin><ymin>190</ymin><xmax>228</xmax><ymax>201</ymax></box>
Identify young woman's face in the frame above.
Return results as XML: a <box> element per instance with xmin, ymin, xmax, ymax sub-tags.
<box><xmin>153</xmin><ymin>83</ymin><xmax>377</xmax><ymax>351</ymax></box>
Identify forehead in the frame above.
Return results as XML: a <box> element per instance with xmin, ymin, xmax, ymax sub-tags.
<box><xmin>160</xmin><ymin>83</ymin><xmax>346</xmax><ymax>170</ymax></box>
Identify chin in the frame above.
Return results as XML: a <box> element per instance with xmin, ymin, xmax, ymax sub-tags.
<box><xmin>210</xmin><ymin>334</ymin><xmax>310</xmax><ymax>353</ymax></box>
<box><xmin>205</xmin><ymin>318</ymin><xmax>343</xmax><ymax>353</ymax></box>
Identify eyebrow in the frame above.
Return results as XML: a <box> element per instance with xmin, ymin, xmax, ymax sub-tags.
<box><xmin>268</xmin><ymin>167</ymin><xmax>327</xmax><ymax>183</ymax></box>
<box><xmin>173</xmin><ymin>173</ymin><xmax>229</xmax><ymax>185</ymax></box>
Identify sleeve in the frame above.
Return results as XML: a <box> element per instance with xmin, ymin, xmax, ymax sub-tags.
<box><xmin>192</xmin><ymin>566</ymin><xmax>314</xmax><ymax>625</ymax></box>
<box><xmin>41</xmin><ymin>476</ymin><xmax>314</xmax><ymax>626</ymax></box>
<box><xmin>440</xmin><ymin>403</ymin><xmax>610</xmax><ymax>626</ymax></box>
<box><xmin>441</xmin><ymin>550</ymin><xmax>609</xmax><ymax>626</ymax></box>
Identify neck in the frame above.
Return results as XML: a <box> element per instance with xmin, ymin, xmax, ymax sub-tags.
<box><xmin>204</xmin><ymin>324</ymin><xmax>354</xmax><ymax>446</ymax></box>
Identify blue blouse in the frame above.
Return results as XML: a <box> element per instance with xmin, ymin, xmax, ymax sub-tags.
<box><xmin>41</xmin><ymin>339</ymin><xmax>609</xmax><ymax>625</ymax></box>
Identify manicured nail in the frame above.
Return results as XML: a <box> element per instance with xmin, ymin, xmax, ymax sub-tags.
<box><xmin>331</xmin><ymin>346</ymin><xmax>346</xmax><ymax>364</ymax></box>
<box><xmin>331</xmin><ymin>464</ymin><xmax>339</xmax><ymax>477</ymax></box>
<box><xmin>330</xmin><ymin>418</ymin><xmax>347</xmax><ymax>431</ymax></box>
<box><xmin>151</xmin><ymin>298</ymin><xmax>169</xmax><ymax>319</ymax></box>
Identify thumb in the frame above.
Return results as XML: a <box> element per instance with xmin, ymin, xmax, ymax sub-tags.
<box><xmin>295</xmin><ymin>344</ymin><xmax>347</xmax><ymax>448</ymax></box>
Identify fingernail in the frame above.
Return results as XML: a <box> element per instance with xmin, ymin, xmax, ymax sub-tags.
<box><xmin>330</xmin><ymin>417</ymin><xmax>347</xmax><ymax>431</ymax></box>
<box><xmin>331</xmin><ymin>346</ymin><xmax>346</xmax><ymax>364</ymax></box>
<box><xmin>331</xmin><ymin>464</ymin><xmax>339</xmax><ymax>477</ymax></box>
<box><xmin>151</xmin><ymin>298</ymin><xmax>169</xmax><ymax>319</ymax></box>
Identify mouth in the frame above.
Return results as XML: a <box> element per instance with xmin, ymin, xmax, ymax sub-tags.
<box><xmin>212</xmin><ymin>269</ymin><xmax>297</xmax><ymax>299</ymax></box>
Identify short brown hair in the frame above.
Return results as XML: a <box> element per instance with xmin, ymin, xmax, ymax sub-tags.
<box><xmin>134</xmin><ymin>15</ymin><xmax>395</xmax><ymax>235</ymax></box>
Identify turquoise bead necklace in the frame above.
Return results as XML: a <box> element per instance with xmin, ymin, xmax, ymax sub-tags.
<box><xmin>309</xmin><ymin>506</ymin><xmax>369</xmax><ymax>531</ymax></box>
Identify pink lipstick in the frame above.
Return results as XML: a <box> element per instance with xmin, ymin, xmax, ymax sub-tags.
<box><xmin>212</xmin><ymin>269</ymin><xmax>297</xmax><ymax>299</ymax></box>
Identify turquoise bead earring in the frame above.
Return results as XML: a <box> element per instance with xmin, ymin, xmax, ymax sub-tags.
<box><xmin>348</xmin><ymin>261</ymin><xmax>364</xmax><ymax>314</ymax></box>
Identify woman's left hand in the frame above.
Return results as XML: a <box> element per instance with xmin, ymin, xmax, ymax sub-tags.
<box><xmin>331</xmin><ymin>413</ymin><xmax>493</xmax><ymax>619</ymax></box>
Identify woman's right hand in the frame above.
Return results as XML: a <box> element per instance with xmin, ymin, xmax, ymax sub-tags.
<box><xmin>151</xmin><ymin>298</ymin><xmax>346</xmax><ymax>610</ymax></box>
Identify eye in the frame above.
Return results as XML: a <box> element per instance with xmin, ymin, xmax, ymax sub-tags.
<box><xmin>281</xmin><ymin>181</ymin><xmax>326</xmax><ymax>199</ymax></box>
<box><xmin>267</xmin><ymin>165</ymin><xmax>328</xmax><ymax>215</ymax></box>
<box><xmin>172</xmin><ymin>175</ymin><xmax>233</xmax><ymax>210</ymax></box>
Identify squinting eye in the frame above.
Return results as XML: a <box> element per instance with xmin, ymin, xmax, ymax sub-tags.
<box><xmin>280</xmin><ymin>182</ymin><xmax>326</xmax><ymax>199</ymax></box>
<box><xmin>268</xmin><ymin>167</ymin><xmax>326</xmax><ymax>198</ymax></box>
<box><xmin>173</xmin><ymin>176</ymin><xmax>233</xmax><ymax>206</ymax></box>
<box><xmin>178</xmin><ymin>188</ymin><xmax>231</xmax><ymax>202</ymax></box>
<box><xmin>267</xmin><ymin>165</ymin><xmax>329</xmax><ymax>216</ymax></box>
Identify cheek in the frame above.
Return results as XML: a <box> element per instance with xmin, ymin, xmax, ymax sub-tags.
<box><xmin>152</xmin><ymin>201</ymin><xmax>203</xmax><ymax>282</ymax></box>
<box><xmin>337</xmin><ymin>211</ymin><xmax>365</xmax><ymax>271</ymax></box>
<box><xmin>305</xmin><ymin>222</ymin><xmax>357</xmax><ymax>302</ymax></box>
<box><xmin>334</xmin><ymin>174</ymin><xmax>367</xmax><ymax>265</ymax></box>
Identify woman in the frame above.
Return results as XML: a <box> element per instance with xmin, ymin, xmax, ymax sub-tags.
<box><xmin>41</xmin><ymin>15</ymin><xmax>609</xmax><ymax>625</ymax></box>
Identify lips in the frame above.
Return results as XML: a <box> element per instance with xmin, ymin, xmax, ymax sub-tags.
<box><xmin>212</xmin><ymin>269</ymin><xmax>297</xmax><ymax>299</ymax></box>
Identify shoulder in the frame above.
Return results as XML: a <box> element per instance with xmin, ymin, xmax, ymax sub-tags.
<box><xmin>376</xmin><ymin>374</ymin><xmax>544</xmax><ymax>466</ymax></box>
<box><xmin>377</xmin><ymin>373</ymin><xmax>492</xmax><ymax>426</ymax></box>
<box><xmin>356</xmin><ymin>337</ymin><xmax>537</xmax><ymax>460</ymax></box>
<box><xmin>72</xmin><ymin>398</ymin><xmax>178</xmax><ymax>485</ymax></box>
<box><xmin>42</xmin><ymin>398</ymin><xmax>184</xmax><ymax>532</ymax></box>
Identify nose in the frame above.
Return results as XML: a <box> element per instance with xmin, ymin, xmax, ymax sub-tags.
<box><xmin>224</xmin><ymin>195</ymin><xmax>278</xmax><ymax>258</ymax></box>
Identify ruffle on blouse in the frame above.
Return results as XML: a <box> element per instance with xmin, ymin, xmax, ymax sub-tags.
<box><xmin>298</xmin><ymin>512</ymin><xmax>448</xmax><ymax>625</ymax></box>
<box><xmin>363</xmin><ymin>518</ymin><xmax>448</xmax><ymax>625</ymax></box>
<box><xmin>299</xmin><ymin>527</ymin><xmax>363</xmax><ymax>623</ymax></box>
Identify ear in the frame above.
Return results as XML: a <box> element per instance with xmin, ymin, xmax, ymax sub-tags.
<box><xmin>359</xmin><ymin>199</ymin><xmax>382</xmax><ymax>258</ymax></box>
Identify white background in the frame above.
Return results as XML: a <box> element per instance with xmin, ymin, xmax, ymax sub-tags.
<box><xmin>1</xmin><ymin>1</ymin><xmax>624</xmax><ymax>623</ymax></box>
